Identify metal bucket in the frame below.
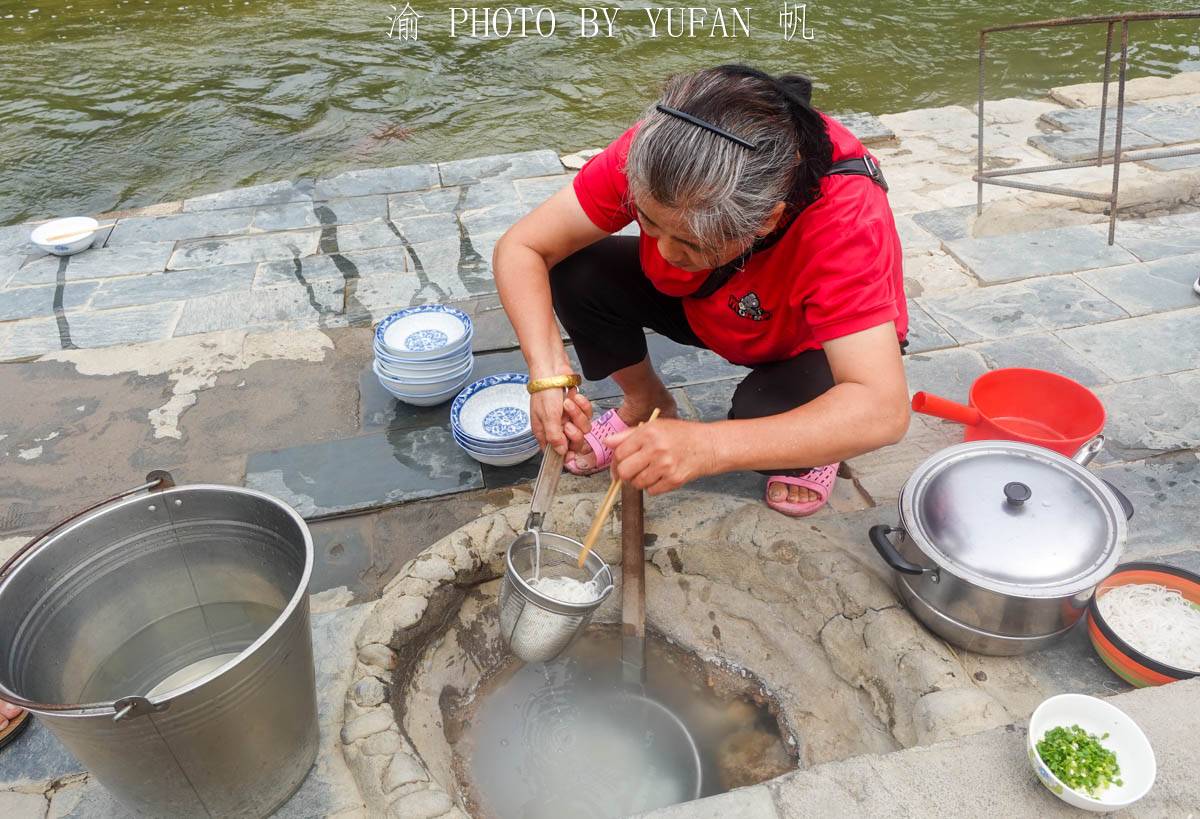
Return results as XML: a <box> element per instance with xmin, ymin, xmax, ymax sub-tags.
<box><xmin>0</xmin><ymin>473</ymin><xmax>318</xmax><ymax>818</ymax></box>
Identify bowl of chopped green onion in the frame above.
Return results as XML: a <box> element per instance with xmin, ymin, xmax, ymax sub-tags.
<box><xmin>1028</xmin><ymin>694</ymin><xmax>1156</xmax><ymax>811</ymax></box>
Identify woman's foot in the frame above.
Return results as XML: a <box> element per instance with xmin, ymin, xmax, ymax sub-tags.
<box><xmin>764</xmin><ymin>464</ymin><xmax>839</xmax><ymax>517</ymax></box>
<box><xmin>565</xmin><ymin>390</ymin><xmax>677</xmax><ymax>475</ymax></box>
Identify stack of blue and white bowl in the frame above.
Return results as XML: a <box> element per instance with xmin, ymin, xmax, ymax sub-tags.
<box><xmin>373</xmin><ymin>305</ymin><xmax>475</xmax><ymax>406</ymax></box>
<box><xmin>450</xmin><ymin>373</ymin><xmax>540</xmax><ymax>466</ymax></box>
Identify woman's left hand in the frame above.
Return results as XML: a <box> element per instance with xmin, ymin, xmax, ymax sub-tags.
<box><xmin>605</xmin><ymin>419</ymin><xmax>717</xmax><ymax>495</ymax></box>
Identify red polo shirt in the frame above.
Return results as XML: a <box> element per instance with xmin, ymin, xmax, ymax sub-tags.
<box><xmin>571</xmin><ymin>114</ymin><xmax>907</xmax><ymax>366</ymax></box>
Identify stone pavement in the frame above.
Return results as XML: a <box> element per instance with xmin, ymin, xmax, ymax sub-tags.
<box><xmin>0</xmin><ymin>74</ymin><xmax>1198</xmax><ymax>818</ymax></box>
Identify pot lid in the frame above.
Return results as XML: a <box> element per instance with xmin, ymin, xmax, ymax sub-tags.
<box><xmin>899</xmin><ymin>441</ymin><xmax>1125</xmax><ymax>597</ymax></box>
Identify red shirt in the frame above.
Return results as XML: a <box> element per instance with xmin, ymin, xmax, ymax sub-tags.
<box><xmin>572</xmin><ymin>114</ymin><xmax>907</xmax><ymax>366</ymax></box>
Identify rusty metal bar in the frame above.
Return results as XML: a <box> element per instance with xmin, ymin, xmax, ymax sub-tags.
<box><xmin>977</xmin><ymin>30</ymin><xmax>987</xmax><ymax>216</ymax></box>
<box><xmin>620</xmin><ymin>483</ymin><xmax>646</xmax><ymax>687</ymax></box>
<box><xmin>982</xmin><ymin>10</ymin><xmax>1200</xmax><ymax>34</ymax></box>
<box><xmin>972</xmin><ymin>178</ymin><xmax>1114</xmax><ymax>201</ymax></box>
<box><xmin>975</xmin><ymin>10</ymin><xmax>1199</xmax><ymax>241</ymax></box>
<box><xmin>1098</xmin><ymin>22</ymin><xmax>1115</xmax><ymax>167</ymax></box>
<box><xmin>975</xmin><ymin>145</ymin><xmax>1200</xmax><ymax>179</ymax></box>
<box><xmin>1108</xmin><ymin>22</ymin><xmax>1130</xmax><ymax>245</ymax></box>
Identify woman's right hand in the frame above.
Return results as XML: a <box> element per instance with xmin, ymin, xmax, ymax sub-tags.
<box><xmin>531</xmin><ymin>387</ymin><xmax>593</xmax><ymax>455</ymax></box>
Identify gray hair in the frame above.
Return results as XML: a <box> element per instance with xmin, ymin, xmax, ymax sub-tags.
<box><xmin>625</xmin><ymin>65</ymin><xmax>832</xmax><ymax>256</ymax></box>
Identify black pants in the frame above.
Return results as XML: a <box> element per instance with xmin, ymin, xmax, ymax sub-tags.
<box><xmin>550</xmin><ymin>236</ymin><xmax>835</xmax><ymax>476</ymax></box>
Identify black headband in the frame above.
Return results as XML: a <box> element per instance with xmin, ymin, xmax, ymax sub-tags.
<box><xmin>655</xmin><ymin>104</ymin><xmax>758</xmax><ymax>151</ymax></box>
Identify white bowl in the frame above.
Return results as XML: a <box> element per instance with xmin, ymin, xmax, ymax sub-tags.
<box><xmin>30</xmin><ymin>217</ymin><xmax>99</xmax><ymax>256</ymax></box>
<box><xmin>375</xmin><ymin>356</ymin><xmax>473</xmax><ymax>386</ymax></box>
<box><xmin>450</xmin><ymin>374</ymin><xmax>532</xmax><ymax>444</ymax></box>
<box><xmin>375</xmin><ymin>305</ymin><xmax>472</xmax><ymax>360</ymax></box>
<box><xmin>374</xmin><ymin>336</ymin><xmax>472</xmax><ymax>366</ymax></box>
<box><xmin>452</xmin><ymin>428</ymin><xmax>537</xmax><ymax>456</ymax></box>
<box><xmin>375</xmin><ymin>351</ymin><xmax>473</xmax><ymax>380</ymax></box>
<box><xmin>374</xmin><ymin>361</ymin><xmax>472</xmax><ymax>397</ymax></box>
<box><xmin>458</xmin><ymin>443</ymin><xmax>540</xmax><ymax>467</ymax></box>
<box><xmin>1028</xmin><ymin>694</ymin><xmax>1155</xmax><ymax>812</ymax></box>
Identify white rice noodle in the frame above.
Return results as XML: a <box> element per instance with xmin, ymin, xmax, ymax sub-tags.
<box><xmin>1097</xmin><ymin>582</ymin><xmax>1200</xmax><ymax>673</ymax></box>
<box><xmin>528</xmin><ymin>575</ymin><xmax>602</xmax><ymax>604</ymax></box>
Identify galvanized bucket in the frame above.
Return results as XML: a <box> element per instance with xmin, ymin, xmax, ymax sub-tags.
<box><xmin>0</xmin><ymin>473</ymin><xmax>319</xmax><ymax>818</ymax></box>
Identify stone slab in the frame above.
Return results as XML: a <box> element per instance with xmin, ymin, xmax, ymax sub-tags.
<box><xmin>833</xmin><ymin>111</ymin><xmax>895</xmax><ymax>146</ymax></box>
<box><xmin>255</xmin><ymin>246</ymin><xmax>408</xmax><ymax>288</ymax></box>
<box><xmin>459</xmin><ymin>202</ymin><xmax>526</xmax><ymax>237</ymax></box>
<box><xmin>918</xmin><ymin>275</ymin><xmax>1127</xmax><ymax>344</ymax></box>
<box><xmin>0</xmin><ymin>717</ymin><xmax>83</xmax><ymax>789</ymax></box>
<box><xmin>1028</xmin><ymin>130</ymin><xmax>1160</xmax><ymax>162</ymax></box>
<box><xmin>1110</xmin><ymin>211</ymin><xmax>1200</xmax><ymax>262</ymax></box>
<box><xmin>244</xmin><ymin>427</ymin><xmax>483</xmax><ymax>519</ymax></box>
<box><xmin>174</xmin><ymin>280</ymin><xmax>343</xmax><ymax>336</ymax></box>
<box><xmin>967</xmin><ymin>333</ymin><xmax>1111</xmax><ymax>388</ymax></box>
<box><xmin>0</xmin><ymin>302</ymin><xmax>182</xmax><ymax>360</ymax></box>
<box><xmin>845</xmin><ymin>411</ymin><xmax>964</xmax><ymax>504</ymax></box>
<box><xmin>1078</xmin><ymin>253</ymin><xmax>1200</xmax><ymax>316</ymax></box>
<box><xmin>904</xmin><ymin>301</ymin><xmax>957</xmax><ymax>353</ymax></box>
<box><xmin>389</xmin><ymin>213</ymin><xmax>458</xmax><ymax>245</ymax></box>
<box><xmin>678</xmin><ymin>378</ymin><xmax>737</xmax><ymax>422</ymax></box>
<box><xmin>762</xmin><ymin>679</ymin><xmax>1200</xmax><ymax>819</ymax></box>
<box><xmin>1057</xmin><ymin>307</ymin><xmax>1200</xmax><ymax>381</ymax></box>
<box><xmin>323</xmin><ymin>220</ymin><xmax>408</xmax><ymax>255</ymax></box>
<box><xmin>646</xmin><ymin>333</ymin><xmax>748</xmax><ymax>388</ymax></box>
<box><xmin>1096</xmin><ymin>451</ymin><xmax>1200</xmax><ymax>558</ymax></box>
<box><xmin>1126</xmin><ymin>101</ymin><xmax>1200</xmax><ymax>146</ymax></box>
<box><xmin>1141</xmin><ymin>152</ymin><xmax>1200</xmax><ymax>171</ymax></box>
<box><xmin>634</xmin><ymin>784</ymin><xmax>780</xmax><ymax>819</ymax></box>
<box><xmin>351</xmin><ymin>273</ymin><xmax>423</xmax><ymax>318</ymax></box>
<box><xmin>182</xmin><ymin>180</ymin><xmax>313</xmax><ymax>212</ymax></box>
<box><xmin>902</xmin><ymin>346</ymin><xmax>990</xmax><ymax>402</ymax></box>
<box><xmin>902</xmin><ymin>250</ymin><xmax>975</xmax><ymax>296</ymax></box>
<box><xmin>911</xmin><ymin>205</ymin><xmax>975</xmax><ymax>242</ymax></box>
<box><xmin>11</xmin><ymin>243</ymin><xmax>176</xmax><ymax>287</ymax></box>
<box><xmin>250</xmin><ymin>196</ymin><xmax>388</xmax><ymax>232</ymax></box>
<box><xmin>358</xmin><ymin>364</ymin><xmax>454</xmax><ymax>433</ymax></box>
<box><xmin>0</xmin><ymin>281</ymin><xmax>98</xmax><ymax>322</ymax></box>
<box><xmin>438</xmin><ymin>150</ymin><xmax>563</xmax><ymax>186</ymax></box>
<box><xmin>1095</xmin><ymin>370</ymin><xmax>1200</xmax><ymax>458</ymax></box>
<box><xmin>386</xmin><ymin>188</ymin><xmax>462</xmax><ymax>219</ymax></box>
<box><xmin>1037</xmin><ymin>103</ymin><xmax>1156</xmax><ymax>134</ymax></box>
<box><xmin>945</xmin><ymin>226</ymin><xmax>1138</xmax><ymax>284</ymax></box>
<box><xmin>90</xmin><ymin>264</ymin><xmax>257</xmax><ymax>310</ymax></box>
<box><xmin>513</xmin><ymin>174</ymin><xmax>573</xmax><ymax>208</ymax></box>
<box><xmin>312</xmin><ymin>163</ymin><xmax>439</xmax><ymax>200</ymax></box>
<box><xmin>168</xmin><ymin>230</ymin><xmax>321</xmax><ymax>270</ymax></box>
<box><xmin>894</xmin><ymin>215</ymin><xmax>941</xmax><ymax>254</ymax></box>
<box><xmin>106</xmin><ymin>208</ymin><xmax>257</xmax><ymax>246</ymax></box>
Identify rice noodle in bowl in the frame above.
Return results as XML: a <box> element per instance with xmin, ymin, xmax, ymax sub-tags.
<box><xmin>1097</xmin><ymin>583</ymin><xmax>1200</xmax><ymax>673</ymax></box>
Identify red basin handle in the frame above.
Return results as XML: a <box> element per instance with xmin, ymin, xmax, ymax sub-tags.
<box><xmin>911</xmin><ymin>392</ymin><xmax>982</xmax><ymax>427</ymax></box>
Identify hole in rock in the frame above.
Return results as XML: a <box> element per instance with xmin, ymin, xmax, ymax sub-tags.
<box><xmin>441</xmin><ymin>625</ymin><xmax>796</xmax><ymax>818</ymax></box>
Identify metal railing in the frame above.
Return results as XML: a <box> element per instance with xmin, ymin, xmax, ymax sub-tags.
<box><xmin>976</xmin><ymin>11</ymin><xmax>1200</xmax><ymax>244</ymax></box>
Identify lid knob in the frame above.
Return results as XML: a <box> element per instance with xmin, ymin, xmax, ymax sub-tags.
<box><xmin>1003</xmin><ymin>482</ymin><xmax>1032</xmax><ymax>507</ymax></box>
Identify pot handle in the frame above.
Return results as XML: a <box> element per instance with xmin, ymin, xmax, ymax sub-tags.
<box><xmin>1102</xmin><ymin>480</ymin><xmax>1135</xmax><ymax>521</ymax></box>
<box><xmin>869</xmin><ymin>525</ymin><xmax>926</xmax><ymax>576</ymax></box>
<box><xmin>1071</xmin><ymin>437</ymin><xmax>1134</xmax><ymax>520</ymax></box>
<box><xmin>911</xmin><ymin>392</ymin><xmax>981</xmax><ymax>427</ymax></box>
<box><xmin>0</xmin><ymin>471</ymin><xmax>176</xmax><ymax>717</ymax></box>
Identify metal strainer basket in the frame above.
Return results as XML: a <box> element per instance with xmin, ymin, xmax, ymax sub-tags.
<box><xmin>499</xmin><ymin>448</ymin><xmax>614</xmax><ymax>663</ymax></box>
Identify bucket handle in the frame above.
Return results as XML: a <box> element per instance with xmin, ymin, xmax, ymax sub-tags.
<box><xmin>911</xmin><ymin>392</ymin><xmax>982</xmax><ymax>427</ymax></box>
<box><xmin>0</xmin><ymin>470</ymin><xmax>176</xmax><ymax>718</ymax></box>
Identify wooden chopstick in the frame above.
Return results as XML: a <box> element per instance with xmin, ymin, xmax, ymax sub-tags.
<box><xmin>576</xmin><ymin>407</ymin><xmax>661</xmax><ymax>568</ymax></box>
<box><xmin>43</xmin><ymin>222</ymin><xmax>115</xmax><ymax>241</ymax></box>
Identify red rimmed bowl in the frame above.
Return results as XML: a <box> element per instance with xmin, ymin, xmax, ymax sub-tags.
<box><xmin>1088</xmin><ymin>562</ymin><xmax>1200</xmax><ymax>687</ymax></box>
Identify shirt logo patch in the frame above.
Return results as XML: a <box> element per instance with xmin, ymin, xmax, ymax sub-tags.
<box><xmin>728</xmin><ymin>291</ymin><xmax>771</xmax><ymax>321</ymax></box>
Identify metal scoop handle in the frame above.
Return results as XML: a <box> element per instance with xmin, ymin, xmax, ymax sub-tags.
<box><xmin>525</xmin><ymin>445</ymin><xmax>565</xmax><ymax>532</ymax></box>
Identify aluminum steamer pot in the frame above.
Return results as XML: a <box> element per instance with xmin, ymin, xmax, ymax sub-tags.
<box><xmin>869</xmin><ymin>436</ymin><xmax>1134</xmax><ymax>655</ymax></box>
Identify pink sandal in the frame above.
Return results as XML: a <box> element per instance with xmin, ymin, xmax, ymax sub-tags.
<box><xmin>565</xmin><ymin>408</ymin><xmax>629</xmax><ymax>476</ymax></box>
<box><xmin>764</xmin><ymin>463</ymin><xmax>839</xmax><ymax>517</ymax></box>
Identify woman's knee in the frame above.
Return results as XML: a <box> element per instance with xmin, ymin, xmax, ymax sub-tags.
<box><xmin>549</xmin><ymin>237</ymin><xmax>637</xmax><ymax>324</ymax></box>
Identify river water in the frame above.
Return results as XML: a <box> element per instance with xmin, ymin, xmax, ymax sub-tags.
<box><xmin>0</xmin><ymin>1</ymin><xmax>1197</xmax><ymax>224</ymax></box>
